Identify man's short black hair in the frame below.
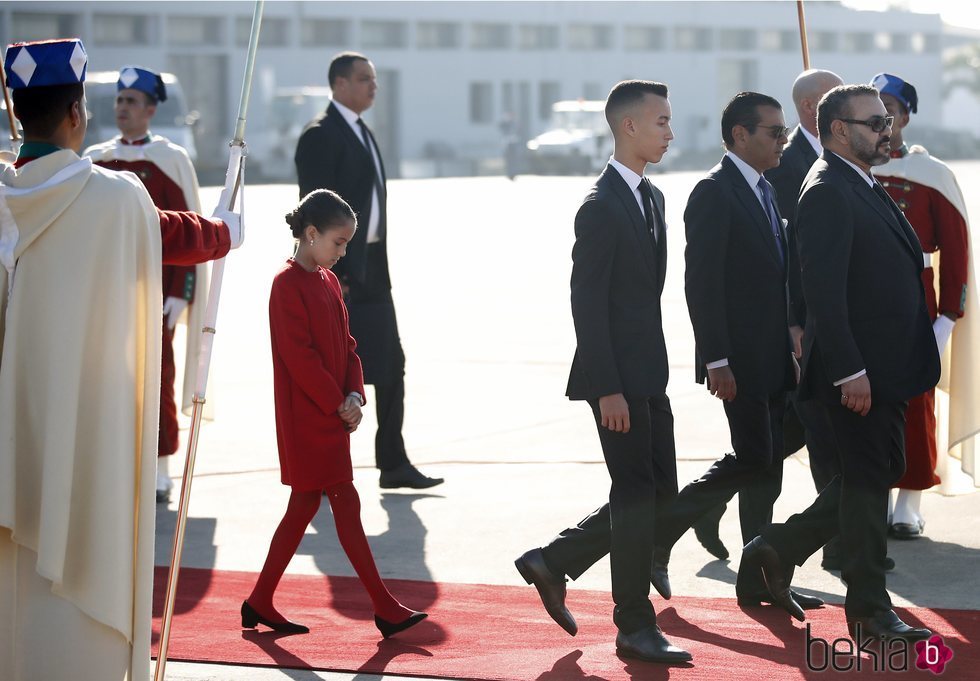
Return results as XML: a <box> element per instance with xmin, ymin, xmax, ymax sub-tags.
<box><xmin>817</xmin><ymin>84</ymin><xmax>879</xmax><ymax>142</ymax></box>
<box><xmin>720</xmin><ymin>92</ymin><xmax>782</xmax><ymax>148</ymax></box>
<box><xmin>12</xmin><ymin>82</ymin><xmax>84</xmax><ymax>139</ymax></box>
<box><xmin>328</xmin><ymin>52</ymin><xmax>369</xmax><ymax>88</ymax></box>
<box><xmin>604</xmin><ymin>80</ymin><xmax>669</xmax><ymax>132</ymax></box>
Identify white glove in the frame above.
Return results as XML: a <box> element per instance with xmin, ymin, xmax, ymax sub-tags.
<box><xmin>933</xmin><ymin>315</ymin><xmax>955</xmax><ymax>354</ymax></box>
<box><xmin>213</xmin><ymin>208</ymin><xmax>243</xmax><ymax>250</ymax></box>
<box><xmin>162</xmin><ymin>296</ymin><xmax>188</xmax><ymax>330</ymax></box>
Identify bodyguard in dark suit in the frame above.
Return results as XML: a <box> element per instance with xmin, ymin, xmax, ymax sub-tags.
<box><xmin>742</xmin><ymin>85</ymin><xmax>939</xmax><ymax>643</ymax></box>
<box><xmin>650</xmin><ymin>93</ymin><xmax>805</xmax><ymax>609</ymax></box>
<box><xmin>515</xmin><ymin>81</ymin><xmax>690</xmax><ymax>664</ymax></box>
<box><xmin>295</xmin><ymin>52</ymin><xmax>441</xmax><ymax>489</ymax></box>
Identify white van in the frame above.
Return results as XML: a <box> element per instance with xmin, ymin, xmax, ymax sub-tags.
<box><xmin>248</xmin><ymin>86</ymin><xmax>333</xmax><ymax>181</ymax></box>
<box><xmin>526</xmin><ymin>100</ymin><xmax>610</xmax><ymax>175</ymax></box>
<box><xmin>84</xmin><ymin>70</ymin><xmax>198</xmax><ymax>162</ymax></box>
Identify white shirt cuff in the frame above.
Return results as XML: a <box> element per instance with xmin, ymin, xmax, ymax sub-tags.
<box><xmin>706</xmin><ymin>358</ymin><xmax>729</xmax><ymax>370</ymax></box>
<box><xmin>348</xmin><ymin>391</ymin><xmax>364</xmax><ymax>406</ymax></box>
<box><xmin>833</xmin><ymin>369</ymin><xmax>866</xmax><ymax>387</ymax></box>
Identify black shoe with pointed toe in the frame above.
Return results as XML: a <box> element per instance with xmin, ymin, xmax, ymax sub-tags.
<box><xmin>739</xmin><ymin>537</ymin><xmax>805</xmax><ymax>622</ymax></box>
<box><xmin>847</xmin><ymin>609</ymin><xmax>931</xmax><ymax>643</ymax></box>
<box><xmin>241</xmin><ymin>600</ymin><xmax>309</xmax><ymax>634</ymax></box>
<box><xmin>616</xmin><ymin>625</ymin><xmax>692</xmax><ymax>664</ymax></box>
<box><xmin>375</xmin><ymin>611</ymin><xmax>428</xmax><ymax>638</ymax></box>
<box><xmin>650</xmin><ymin>546</ymin><xmax>672</xmax><ymax>600</ymax></box>
<box><xmin>693</xmin><ymin>510</ymin><xmax>729</xmax><ymax>560</ymax></box>
<box><xmin>515</xmin><ymin>548</ymin><xmax>578</xmax><ymax>636</ymax></box>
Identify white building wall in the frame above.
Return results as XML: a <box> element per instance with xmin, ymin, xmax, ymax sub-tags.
<box><xmin>0</xmin><ymin>1</ymin><xmax>946</xmax><ymax>173</ymax></box>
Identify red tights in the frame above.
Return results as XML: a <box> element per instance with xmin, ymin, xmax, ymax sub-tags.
<box><xmin>247</xmin><ymin>482</ymin><xmax>412</xmax><ymax>624</ymax></box>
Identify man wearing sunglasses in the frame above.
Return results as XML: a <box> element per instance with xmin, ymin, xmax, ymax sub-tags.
<box><xmin>739</xmin><ymin>84</ymin><xmax>939</xmax><ymax>644</ymax></box>
<box><xmin>870</xmin><ymin>73</ymin><xmax>973</xmax><ymax>542</ymax></box>
<box><xmin>649</xmin><ymin>92</ymin><xmax>825</xmax><ymax>615</ymax></box>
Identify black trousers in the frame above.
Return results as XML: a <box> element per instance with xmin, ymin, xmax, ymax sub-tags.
<box><xmin>656</xmin><ymin>391</ymin><xmax>785</xmax><ymax>550</ymax></box>
<box><xmin>346</xmin><ymin>244</ymin><xmax>409</xmax><ymax>472</ymax></box>
<box><xmin>761</xmin><ymin>400</ymin><xmax>907</xmax><ymax>617</ymax></box>
<box><xmin>541</xmin><ymin>394</ymin><xmax>679</xmax><ymax>634</ymax></box>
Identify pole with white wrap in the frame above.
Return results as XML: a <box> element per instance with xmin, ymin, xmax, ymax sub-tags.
<box><xmin>153</xmin><ymin>2</ymin><xmax>263</xmax><ymax>679</ymax></box>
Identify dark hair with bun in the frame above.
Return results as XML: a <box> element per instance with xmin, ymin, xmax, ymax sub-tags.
<box><xmin>285</xmin><ymin>189</ymin><xmax>357</xmax><ymax>239</ymax></box>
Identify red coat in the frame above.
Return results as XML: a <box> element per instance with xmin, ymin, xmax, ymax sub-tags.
<box><xmin>269</xmin><ymin>259</ymin><xmax>365</xmax><ymax>490</ymax></box>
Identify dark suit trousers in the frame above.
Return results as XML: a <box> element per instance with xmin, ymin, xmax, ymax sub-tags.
<box><xmin>761</xmin><ymin>400</ymin><xmax>907</xmax><ymax>617</ymax></box>
<box><xmin>540</xmin><ymin>395</ymin><xmax>679</xmax><ymax>633</ymax></box>
<box><xmin>785</xmin><ymin>394</ymin><xmax>841</xmax><ymax>490</ymax></box>
<box><xmin>346</xmin><ymin>244</ymin><xmax>408</xmax><ymax>472</ymax></box>
<box><xmin>657</xmin><ymin>391</ymin><xmax>785</xmax><ymax>550</ymax></box>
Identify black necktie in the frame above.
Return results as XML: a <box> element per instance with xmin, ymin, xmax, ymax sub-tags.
<box><xmin>756</xmin><ymin>176</ymin><xmax>785</xmax><ymax>266</ymax></box>
<box><xmin>638</xmin><ymin>179</ymin><xmax>659</xmax><ymax>244</ymax></box>
<box><xmin>357</xmin><ymin>117</ymin><xmax>387</xmax><ymax>239</ymax></box>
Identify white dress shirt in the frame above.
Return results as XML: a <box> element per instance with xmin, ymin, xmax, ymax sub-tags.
<box><xmin>332</xmin><ymin>99</ymin><xmax>383</xmax><ymax>244</ymax></box>
<box><xmin>799</xmin><ymin>125</ymin><xmax>823</xmax><ymax>156</ymax></box>
<box><xmin>608</xmin><ymin>157</ymin><xmax>658</xmax><ymax>243</ymax></box>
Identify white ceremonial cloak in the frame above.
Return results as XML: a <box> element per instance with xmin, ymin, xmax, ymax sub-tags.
<box><xmin>84</xmin><ymin>134</ymin><xmax>212</xmax><ymax>418</ymax></box>
<box><xmin>877</xmin><ymin>146</ymin><xmax>980</xmax><ymax>487</ymax></box>
<box><xmin>0</xmin><ymin>149</ymin><xmax>162</xmax><ymax>681</ymax></box>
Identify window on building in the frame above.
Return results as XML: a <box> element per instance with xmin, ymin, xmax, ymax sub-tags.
<box><xmin>472</xmin><ymin>23</ymin><xmax>511</xmax><ymax>49</ymax></box>
<box><xmin>924</xmin><ymin>34</ymin><xmax>940</xmax><ymax>53</ymax></box>
<box><xmin>362</xmin><ymin>20</ymin><xmax>407</xmax><ymax>48</ymax></box>
<box><xmin>300</xmin><ymin>18</ymin><xmax>349</xmax><ymax>47</ymax></box>
<box><xmin>538</xmin><ymin>81</ymin><xmax>561</xmax><ymax>120</ymax></box>
<box><xmin>417</xmin><ymin>21</ymin><xmax>460</xmax><ymax>49</ymax></box>
<box><xmin>719</xmin><ymin>29</ymin><xmax>756</xmax><ymax>51</ymax></box>
<box><xmin>518</xmin><ymin>24</ymin><xmax>559</xmax><ymax>50</ymax></box>
<box><xmin>583</xmin><ymin>82</ymin><xmax>604</xmax><ymax>100</ymax></box>
<box><xmin>567</xmin><ymin>24</ymin><xmax>613</xmax><ymax>50</ymax></box>
<box><xmin>624</xmin><ymin>26</ymin><xmax>664</xmax><ymax>51</ymax></box>
<box><xmin>910</xmin><ymin>32</ymin><xmax>926</xmax><ymax>53</ymax></box>
<box><xmin>168</xmin><ymin>16</ymin><xmax>223</xmax><ymax>46</ymax></box>
<box><xmin>469</xmin><ymin>82</ymin><xmax>493</xmax><ymax>124</ymax></box>
<box><xmin>236</xmin><ymin>16</ymin><xmax>287</xmax><ymax>47</ymax></box>
<box><xmin>10</xmin><ymin>12</ymin><xmax>80</xmax><ymax>42</ymax></box>
<box><xmin>810</xmin><ymin>31</ymin><xmax>838</xmax><ymax>52</ymax></box>
<box><xmin>92</xmin><ymin>14</ymin><xmax>153</xmax><ymax>46</ymax></box>
<box><xmin>760</xmin><ymin>29</ymin><xmax>795</xmax><ymax>51</ymax></box>
<box><xmin>874</xmin><ymin>32</ymin><xmax>892</xmax><ymax>51</ymax></box>
<box><xmin>675</xmin><ymin>26</ymin><xmax>713</xmax><ymax>51</ymax></box>
<box><xmin>889</xmin><ymin>32</ymin><xmax>911</xmax><ymax>52</ymax></box>
<box><xmin>842</xmin><ymin>32</ymin><xmax>873</xmax><ymax>53</ymax></box>
<box><xmin>718</xmin><ymin>59</ymin><xmax>758</xmax><ymax>105</ymax></box>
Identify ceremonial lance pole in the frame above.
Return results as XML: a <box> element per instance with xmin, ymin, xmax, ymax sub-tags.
<box><xmin>153</xmin><ymin>2</ymin><xmax>264</xmax><ymax>679</ymax></box>
<box><xmin>0</xmin><ymin>59</ymin><xmax>22</xmax><ymax>155</ymax></box>
<box><xmin>797</xmin><ymin>0</ymin><xmax>811</xmax><ymax>70</ymax></box>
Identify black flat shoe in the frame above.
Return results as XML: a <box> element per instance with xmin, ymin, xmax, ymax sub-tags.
<box><xmin>693</xmin><ymin>505</ymin><xmax>729</xmax><ymax>560</ymax></box>
<box><xmin>740</xmin><ymin>537</ymin><xmax>805</xmax><ymax>622</ymax></box>
<box><xmin>241</xmin><ymin>600</ymin><xmax>309</xmax><ymax>634</ymax></box>
<box><xmin>738</xmin><ymin>589</ymin><xmax>824</xmax><ymax>610</ymax></box>
<box><xmin>847</xmin><ymin>609</ymin><xmax>931</xmax><ymax>643</ymax></box>
<box><xmin>375</xmin><ymin>611</ymin><xmax>428</xmax><ymax>638</ymax></box>
<box><xmin>616</xmin><ymin>625</ymin><xmax>692</xmax><ymax>664</ymax></box>
<box><xmin>379</xmin><ymin>463</ymin><xmax>444</xmax><ymax>490</ymax></box>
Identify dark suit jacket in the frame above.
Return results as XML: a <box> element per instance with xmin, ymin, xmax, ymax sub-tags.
<box><xmin>566</xmin><ymin>164</ymin><xmax>669</xmax><ymax>400</ymax></box>
<box><xmin>295</xmin><ymin>102</ymin><xmax>388</xmax><ymax>286</ymax></box>
<box><xmin>684</xmin><ymin>155</ymin><xmax>794</xmax><ymax>398</ymax></box>
<box><xmin>796</xmin><ymin>151</ymin><xmax>940</xmax><ymax>404</ymax></box>
<box><xmin>766</xmin><ymin>126</ymin><xmax>819</xmax><ymax>326</ymax></box>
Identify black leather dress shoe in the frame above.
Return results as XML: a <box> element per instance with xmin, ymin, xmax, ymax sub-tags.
<box><xmin>740</xmin><ymin>537</ymin><xmax>805</xmax><ymax>621</ymax></box>
<box><xmin>693</xmin><ymin>513</ymin><xmax>729</xmax><ymax>560</ymax></box>
<box><xmin>847</xmin><ymin>609</ymin><xmax>931</xmax><ymax>643</ymax></box>
<box><xmin>650</xmin><ymin>546</ymin><xmax>672</xmax><ymax>600</ymax></box>
<box><xmin>515</xmin><ymin>548</ymin><xmax>577</xmax><ymax>636</ymax></box>
<box><xmin>739</xmin><ymin>589</ymin><xmax>824</xmax><ymax>610</ymax></box>
<box><xmin>616</xmin><ymin>625</ymin><xmax>692</xmax><ymax>663</ymax></box>
<box><xmin>379</xmin><ymin>463</ymin><xmax>444</xmax><ymax>489</ymax></box>
<box><xmin>241</xmin><ymin>600</ymin><xmax>309</xmax><ymax>634</ymax></box>
<box><xmin>889</xmin><ymin>521</ymin><xmax>924</xmax><ymax>540</ymax></box>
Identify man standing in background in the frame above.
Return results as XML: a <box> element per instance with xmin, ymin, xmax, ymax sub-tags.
<box><xmin>85</xmin><ymin>66</ymin><xmax>208</xmax><ymax>503</ymax></box>
<box><xmin>295</xmin><ymin>52</ymin><xmax>442</xmax><ymax>490</ymax></box>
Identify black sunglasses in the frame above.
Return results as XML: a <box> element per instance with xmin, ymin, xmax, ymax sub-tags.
<box><xmin>755</xmin><ymin>124</ymin><xmax>789</xmax><ymax>139</ymax></box>
<box><xmin>839</xmin><ymin>115</ymin><xmax>894</xmax><ymax>133</ymax></box>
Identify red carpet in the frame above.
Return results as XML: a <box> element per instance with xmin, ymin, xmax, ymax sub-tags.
<box><xmin>152</xmin><ymin>566</ymin><xmax>977</xmax><ymax>680</ymax></box>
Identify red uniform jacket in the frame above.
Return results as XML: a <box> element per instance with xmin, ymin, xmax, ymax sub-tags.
<box><xmin>269</xmin><ymin>260</ymin><xmax>365</xmax><ymax>491</ymax></box>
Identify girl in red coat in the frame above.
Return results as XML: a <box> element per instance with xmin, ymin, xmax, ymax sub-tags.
<box><xmin>242</xmin><ymin>189</ymin><xmax>426</xmax><ymax>638</ymax></box>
